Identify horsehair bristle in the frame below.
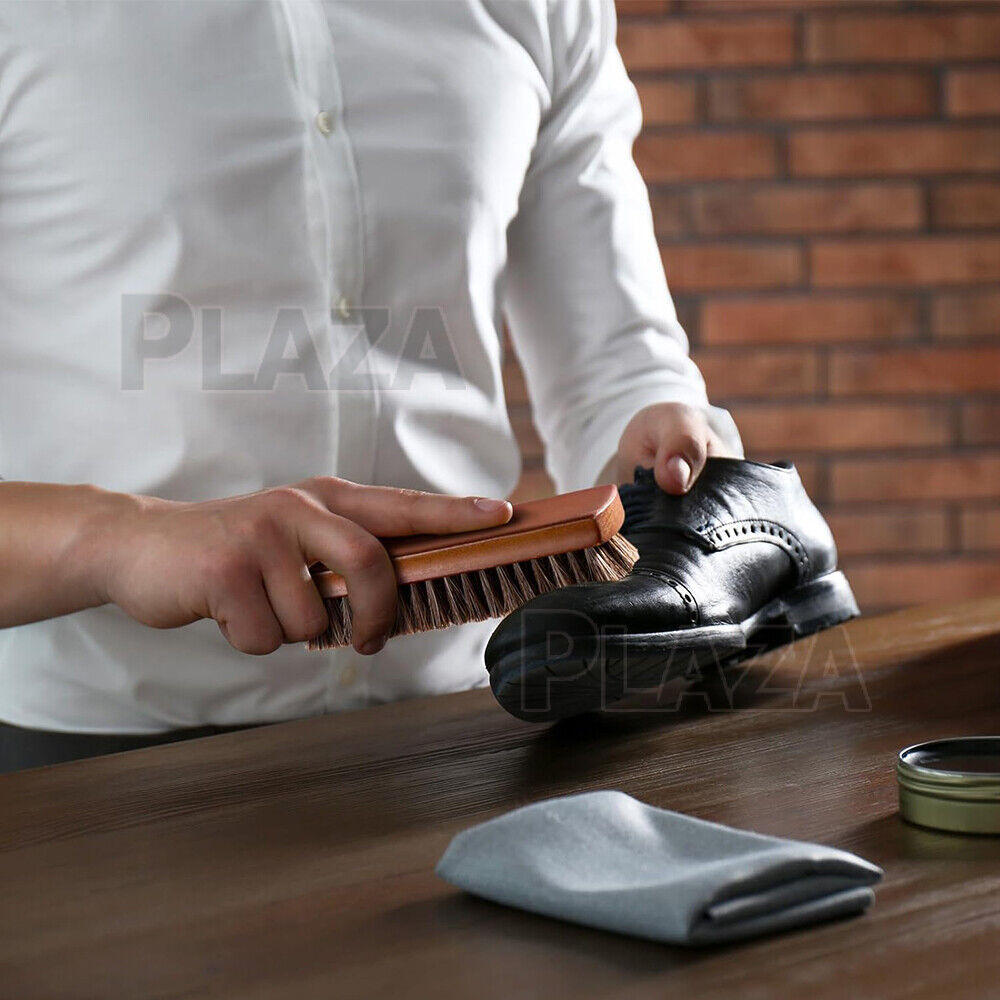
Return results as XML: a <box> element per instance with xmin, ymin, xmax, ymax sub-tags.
<box><xmin>307</xmin><ymin>531</ymin><xmax>639</xmax><ymax>651</ymax></box>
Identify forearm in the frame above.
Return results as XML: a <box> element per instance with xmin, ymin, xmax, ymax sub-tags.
<box><xmin>0</xmin><ymin>482</ymin><xmax>131</xmax><ymax>628</ymax></box>
<box><xmin>0</xmin><ymin>477</ymin><xmax>514</xmax><ymax>655</ymax></box>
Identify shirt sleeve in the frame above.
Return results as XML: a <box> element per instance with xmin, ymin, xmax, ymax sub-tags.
<box><xmin>503</xmin><ymin>0</ymin><xmax>742</xmax><ymax>493</ymax></box>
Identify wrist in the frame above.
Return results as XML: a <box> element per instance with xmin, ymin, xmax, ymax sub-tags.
<box><xmin>66</xmin><ymin>485</ymin><xmax>149</xmax><ymax>608</ymax></box>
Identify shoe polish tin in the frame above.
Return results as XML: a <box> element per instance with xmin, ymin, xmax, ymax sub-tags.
<box><xmin>897</xmin><ymin>738</ymin><xmax>1000</xmax><ymax>835</ymax></box>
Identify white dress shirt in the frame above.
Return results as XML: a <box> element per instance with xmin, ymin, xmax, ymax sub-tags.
<box><xmin>0</xmin><ymin>0</ymin><xmax>740</xmax><ymax>733</ymax></box>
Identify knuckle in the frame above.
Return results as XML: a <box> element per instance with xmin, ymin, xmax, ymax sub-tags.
<box><xmin>243</xmin><ymin>510</ymin><xmax>282</xmax><ymax>547</ymax></box>
<box><xmin>677</xmin><ymin>431</ymin><xmax>707</xmax><ymax>460</ymax></box>
<box><xmin>268</xmin><ymin>485</ymin><xmax>310</xmax><ymax>510</ymax></box>
<box><xmin>662</xmin><ymin>401</ymin><xmax>702</xmax><ymax>429</ymax></box>
<box><xmin>341</xmin><ymin>534</ymin><xmax>388</xmax><ymax>576</ymax></box>
<box><xmin>300</xmin><ymin>475</ymin><xmax>347</xmax><ymax>496</ymax></box>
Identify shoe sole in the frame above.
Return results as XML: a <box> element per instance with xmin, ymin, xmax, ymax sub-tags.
<box><xmin>489</xmin><ymin>570</ymin><xmax>860</xmax><ymax>722</ymax></box>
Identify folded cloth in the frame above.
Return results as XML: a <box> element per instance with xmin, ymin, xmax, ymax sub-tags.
<box><xmin>436</xmin><ymin>790</ymin><xmax>882</xmax><ymax>946</ymax></box>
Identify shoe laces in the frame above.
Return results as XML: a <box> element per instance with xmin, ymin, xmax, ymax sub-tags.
<box><xmin>619</xmin><ymin>466</ymin><xmax>716</xmax><ymax>548</ymax></box>
<box><xmin>618</xmin><ymin>467</ymin><xmax>679</xmax><ymax>535</ymax></box>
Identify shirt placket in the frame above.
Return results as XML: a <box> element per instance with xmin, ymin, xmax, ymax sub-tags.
<box><xmin>277</xmin><ymin>0</ymin><xmax>378</xmax><ymax>708</ymax></box>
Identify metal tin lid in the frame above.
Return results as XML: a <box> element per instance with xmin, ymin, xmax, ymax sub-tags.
<box><xmin>897</xmin><ymin>738</ymin><xmax>1000</xmax><ymax>835</ymax></box>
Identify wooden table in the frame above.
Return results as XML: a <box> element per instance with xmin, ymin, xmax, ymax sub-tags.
<box><xmin>3</xmin><ymin>597</ymin><xmax>1000</xmax><ymax>999</ymax></box>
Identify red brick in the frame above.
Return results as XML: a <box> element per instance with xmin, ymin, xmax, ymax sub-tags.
<box><xmin>502</xmin><ymin>2</ymin><xmax>1000</xmax><ymax>613</ymax></box>
<box><xmin>635</xmin><ymin>132</ymin><xmax>777</xmax><ymax>182</ymax></box>
<box><xmin>844</xmin><ymin>558</ymin><xmax>1000</xmax><ymax>611</ymax></box>
<box><xmin>615</xmin><ymin>0</ymin><xmax>674</xmax><ymax>15</ymax></box>
<box><xmin>701</xmin><ymin>294</ymin><xmax>918</xmax><ymax>346</ymax></box>
<box><xmin>692</xmin><ymin>182</ymin><xmax>922</xmax><ymax>236</ymax></box>
<box><xmin>791</xmin><ymin>125</ymin><xmax>1000</xmax><ymax>178</ymax></box>
<box><xmin>673</xmin><ymin>296</ymin><xmax>700</xmax><ymax>342</ymax></box>
<box><xmin>932</xmin><ymin>290</ymin><xmax>1000</xmax><ymax>339</ymax></box>
<box><xmin>946</xmin><ymin>68</ymin><xmax>1000</xmax><ymax>118</ymax></box>
<box><xmin>707</xmin><ymin>70</ymin><xmax>936</xmax><ymax>122</ymax></box>
<box><xmin>692</xmin><ymin>348</ymin><xmax>821</xmax><ymax>398</ymax></box>
<box><xmin>831</xmin><ymin>455</ymin><xmax>1000</xmax><ymax>503</ymax></box>
<box><xmin>686</xmin><ymin>0</ymin><xmax>909</xmax><ymax>9</ymax></box>
<box><xmin>806</xmin><ymin>12</ymin><xmax>1000</xmax><ymax>64</ymax></box>
<box><xmin>731</xmin><ymin>402</ymin><xmax>951</xmax><ymax>452</ymax></box>
<box><xmin>930</xmin><ymin>181</ymin><xmax>1000</xmax><ymax>231</ymax></box>
<box><xmin>960</xmin><ymin>508</ymin><xmax>1000</xmax><ymax>551</ymax></box>
<box><xmin>649</xmin><ymin>190</ymin><xmax>690</xmax><ymax>238</ymax></box>
<box><xmin>962</xmin><ymin>404</ymin><xmax>1000</xmax><ymax>446</ymax></box>
<box><xmin>825</xmin><ymin>508</ymin><xmax>949</xmax><ymax>558</ymax></box>
<box><xmin>812</xmin><ymin>236</ymin><xmax>1000</xmax><ymax>288</ymax></box>
<box><xmin>793</xmin><ymin>459</ymin><xmax>824</xmax><ymax>501</ymax></box>
<box><xmin>617</xmin><ymin>16</ymin><xmax>795</xmax><ymax>71</ymax></box>
<box><xmin>830</xmin><ymin>346</ymin><xmax>1000</xmax><ymax>396</ymax></box>
<box><xmin>661</xmin><ymin>243</ymin><xmax>804</xmax><ymax>292</ymax></box>
<box><xmin>635</xmin><ymin>79</ymin><xmax>698</xmax><ymax>125</ymax></box>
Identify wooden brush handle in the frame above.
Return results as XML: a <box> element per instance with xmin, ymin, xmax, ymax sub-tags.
<box><xmin>312</xmin><ymin>484</ymin><xmax>624</xmax><ymax>599</ymax></box>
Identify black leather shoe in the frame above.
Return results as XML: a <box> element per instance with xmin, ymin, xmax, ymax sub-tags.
<box><xmin>485</xmin><ymin>458</ymin><xmax>860</xmax><ymax>721</ymax></box>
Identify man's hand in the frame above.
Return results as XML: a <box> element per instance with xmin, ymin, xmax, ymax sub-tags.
<box><xmin>97</xmin><ymin>479</ymin><xmax>513</xmax><ymax>656</ymax></box>
<box><xmin>613</xmin><ymin>402</ymin><xmax>737</xmax><ymax>494</ymax></box>
<box><xmin>0</xmin><ymin>478</ymin><xmax>512</xmax><ymax>657</ymax></box>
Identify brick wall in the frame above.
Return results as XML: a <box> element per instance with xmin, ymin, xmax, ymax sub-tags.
<box><xmin>504</xmin><ymin>0</ymin><xmax>1000</xmax><ymax>613</ymax></box>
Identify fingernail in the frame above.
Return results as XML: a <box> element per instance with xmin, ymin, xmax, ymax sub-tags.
<box><xmin>666</xmin><ymin>455</ymin><xmax>692</xmax><ymax>492</ymax></box>
<box><xmin>358</xmin><ymin>636</ymin><xmax>385</xmax><ymax>656</ymax></box>
<box><xmin>474</xmin><ymin>497</ymin><xmax>510</xmax><ymax>514</ymax></box>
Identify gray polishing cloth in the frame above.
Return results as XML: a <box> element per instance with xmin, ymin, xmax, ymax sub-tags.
<box><xmin>436</xmin><ymin>790</ymin><xmax>882</xmax><ymax>946</ymax></box>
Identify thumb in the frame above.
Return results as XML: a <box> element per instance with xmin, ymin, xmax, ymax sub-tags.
<box><xmin>654</xmin><ymin>427</ymin><xmax>708</xmax><ymax>495</ymax></box>
<box><xmin>655</xmin><ymin>452</ymin><xmax>692</xmax><ymax>495</ymax></box>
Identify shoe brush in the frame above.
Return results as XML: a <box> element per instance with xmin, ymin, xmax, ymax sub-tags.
<box><xmin>307</xmin><ymin>484</ymin><xmax>638</xmax><ymax>651</ymax></box>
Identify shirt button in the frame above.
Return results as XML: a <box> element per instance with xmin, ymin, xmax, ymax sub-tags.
<box><xmin>336</xmin><ymin>296</ymin><xmax>352</xmax><ymax>319</ymax></box>
<box><xmin>315</xmin><ymin>110</ymin><xmax>334</xmax><ymax>135</ymax></box>
<box><xmin>339</xmin><ymin>661</ymin><xmax>359</xmax><ymax>688</ymax></box>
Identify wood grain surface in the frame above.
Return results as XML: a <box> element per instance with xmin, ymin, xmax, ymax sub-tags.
<box><xmin>3</xmin><ymin>597</ymin><xmax>1000</xmax><ymax>999</ymax></box>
